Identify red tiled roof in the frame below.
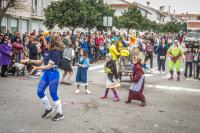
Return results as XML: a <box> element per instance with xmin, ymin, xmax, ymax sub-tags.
<box><xmin>176</xmin><ymin>13</ymin><xmax>200</xmax><ymax>18</ymax></box>
<box><xmin>188</xmin><ymin>21</ymin><xmax>200</xmax><ymax>28</ymax></box>
<box><xmin>109</xmin><ymin>4</ymin><xmax>131</xmax><ymax>7</ymax></box>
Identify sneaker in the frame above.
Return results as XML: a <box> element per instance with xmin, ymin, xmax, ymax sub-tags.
<box><xmin>52</xmin><ymin>113</ymin><xmax>64</xmax><ymax>121</ymax></box>
<box><xmin>162</xmin><ymin>71</ymin><xmax>165</xmax><ymax>75</ymax></box>
<box><xmin>75</xmin><ymin>89</ymin><xmax>80</xmax><ymax>94</ymax></box>
<box><xmin>85</xmin><ymin>89</ymin><xmax>91</xmax><ymax>94</ymax></box>
<box><xmin>41</xmin><ymin>108</ymin><xmax>54</xmax><ymax>118</ymax></box>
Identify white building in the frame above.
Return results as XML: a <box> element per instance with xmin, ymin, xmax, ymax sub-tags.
<box><xmin>106</xmin><ymin>0</ymin><xmax>181</xmax><ymax>24</ymax></box>
<box><xmin>1</xmin><ymin>0</ymin><xmax>52</xmax><ymax>34</ymax></box>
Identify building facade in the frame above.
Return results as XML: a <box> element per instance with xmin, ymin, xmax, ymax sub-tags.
<box><xmin>106</xmin><ymin>0</ymin><xmax>181</xmax><ymax>24</ymax></box>
<box><xmin>1</xmin><ymin>0</ymin><xmax>52</xmax><ymax>34</ymax></box>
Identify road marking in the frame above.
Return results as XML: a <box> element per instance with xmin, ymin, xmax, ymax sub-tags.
<box><xmin>88</xmin><ymin>64</ymin><xmax>104</xmax><ymax>71</ymax></box>
<box><xmin>144</xmin><ymin>74</ymin><xmax>154</xmax><ymax>77</ymax></box>
<box><xmin>98</xmin><ymin>70</ymin><xmax>104</xmax><ymax>73</ymax></box>
<box><xmin>146</xmin><ymin>84</ymin><xmax>200</xmax><ymax>93</ymax></box>
<box><xmin>72</xmin><ymin>64</ymin><xmax>104</xmax><ymax>71</ymax></box>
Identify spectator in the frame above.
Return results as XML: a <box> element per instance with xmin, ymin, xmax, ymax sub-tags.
<box><xmin>184</xmin><ymin>48</ymin><xmax>194</xmax><ymax>78</ymax></box>
<box><xmin>143</xmin><ymin>40</ymin><xmax>154</xmax><ymax>69</ymax></box>
<box><xmin>0</xmin><ymin>37</ymin><xmax>12</xmax><ymax>77</ymax></box>
<box><xmin>156</xmin><ymin>38</ymin><xmax>169</xmax><ymax>74</ymax></box>
<box><xmin>12</xmin><ymin>37</ymin><xmax>23</xmax><ymax>62</ymax></box>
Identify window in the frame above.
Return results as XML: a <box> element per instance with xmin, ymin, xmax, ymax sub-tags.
<box><xmin>32</xmin><ymin>0</ymin><xmax>37</xmax><ymax>15</ymax></box>
<box><xmin>1</xmin><ymin>17</ymin><xmax>7</xmax><ymax>33</ymax></box>
<box><xmin>11</xmin><ymin>18</ymin><xmax>19</xmax><ymax>33</ymax></box>
<box><xmin>22</xmin><ymin>20</ymin><xmax>29</xmax><ymax>34</ymax></box>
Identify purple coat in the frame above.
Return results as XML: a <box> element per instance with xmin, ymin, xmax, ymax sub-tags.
<box><xmin>0</xmin><ymin>43</ymin><xmax>12</xmax><ymax>65</ymax></box>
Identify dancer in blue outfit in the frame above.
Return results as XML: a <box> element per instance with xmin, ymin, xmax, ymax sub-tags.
<box><xmin>22</xmin><ymin>34</ymin><xmax>65</xmax><ymax>121</ymax></box>
<box><xmin>75</xmin><ymin>49</ymin><xmax>91</xmax><ymax>94</ymax></box>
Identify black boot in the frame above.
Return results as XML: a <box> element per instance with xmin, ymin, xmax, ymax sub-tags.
<box><xmin>168</xmin><ymin>70</ymin><xmax>174</xmax><ymax>80</ymax></box>
<box><xmin>1</xmin><ymin>65</ymin><xmax>8</xmax><ymax>77</ymax></box>
<box><xmin>177</xmin><ymin>71</ymin><xmax>180</xmax><ymax>81</ymax></box>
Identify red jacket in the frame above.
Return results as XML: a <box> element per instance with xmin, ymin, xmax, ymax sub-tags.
<box><xmin>95</xmin><ymin>37</ymin><xmax>104</xmax><ymax>48</ymax></box>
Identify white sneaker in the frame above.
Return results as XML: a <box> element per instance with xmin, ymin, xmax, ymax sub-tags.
<box><xmin>75</xmin><ymin>89</ymin><xmax>80</xmax><ymax>94</ymax></box>
<box><xmin>162</xmin><ymin>71</ymin><xmax>165</xmax><ymax>75</ymax></box>
<box><xmin>85</xmin><ymin>89</ymin><xmax>91</xmax><ymax>94</ymax></box>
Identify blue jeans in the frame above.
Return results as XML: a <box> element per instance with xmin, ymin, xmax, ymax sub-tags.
<box><xmin>37</xmin><ymin>69</ymin><xmax>60</xmax><ymax>101</ymax></box>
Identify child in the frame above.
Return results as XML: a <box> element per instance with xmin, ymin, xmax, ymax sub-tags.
<box><xmin>184</xmin><ymin>48</ymin><xmax>194</xmax><ymax>78</ymax></box>
<box><xmin>101</xmin><ymin>53</ymin><xmax>120</xmax><ymax>102</ymax></box>
<box><xmin>126</xmin><ymin>56</ymin><xmax>146</xmax><ymax>107</ymax></box>
<box><xmin>75</xmin><ymin>49</ymin><xmax>91</xmax><ymax>94</ymax></box>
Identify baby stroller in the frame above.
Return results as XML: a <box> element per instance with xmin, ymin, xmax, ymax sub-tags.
<box><xmin>7</xmin><ymin>61</ymin><xmax>26</xmax><ymax>76</ymax></box>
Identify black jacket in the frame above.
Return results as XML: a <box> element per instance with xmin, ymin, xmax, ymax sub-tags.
<box><xmin>28</xmin><ymin>43</ymin><xmax>38</xmax><ymax>60</ymax></box>
<box><xmin>105</xmin><ymin>60</ymin><xmax>118</xmax><ymax>82</ymax></box>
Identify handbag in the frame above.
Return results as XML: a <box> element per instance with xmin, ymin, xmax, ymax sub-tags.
<box><xmin>160</xmin><ymin>56</ymin><xmax>166</xmax><ymax>60</ymax></box>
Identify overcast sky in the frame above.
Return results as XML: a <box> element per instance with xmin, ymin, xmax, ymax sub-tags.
<box><xmin>128</xmin><ymin>0</ymin><xmax>200</xmax><ymax>14</ymax></box>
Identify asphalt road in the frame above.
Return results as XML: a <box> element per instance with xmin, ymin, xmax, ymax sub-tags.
<box><xmin>0</xmin><ymin>57</ymin><xmax>200</xmax><ymax>133</ymax></box>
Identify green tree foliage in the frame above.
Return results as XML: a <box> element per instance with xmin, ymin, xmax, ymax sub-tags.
<box><xmin>118</xmin><ymin>5</ymin><xmax>142</xmax><ymax>33</ymax></box>
<box><xmin>95</xmin><ymin>0</ymin><xmax>115</xmax><ymax>31</ymax></box>
<box><xmin>44</xmin><ymin>0</ymin><xmax>115</xmax><ymax>33</ymax></box>
<box><xmin>162</xmin><ymin>21</ymin><xmax>186</xmax><ymax>33</ymax></box>
<box><xmin>112</xmin><ymin>4</ymin><xmax>186</xmax><ymax>33</ymax></box>
<box><xmin>44</xmin><ymin>0</ymin><xmax>86</xmax><ymax>34</ymax></box>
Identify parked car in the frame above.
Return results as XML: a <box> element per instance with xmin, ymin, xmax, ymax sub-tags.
<box><xmin>184</xmin><ymin>32</ymin><xmax>200</xmax><ymax>48</ymax></box>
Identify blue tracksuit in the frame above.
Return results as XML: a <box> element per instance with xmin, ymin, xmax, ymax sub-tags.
<box><xmin>37</xmin><ymin>50</ymin><xmax>62</xmax><ymax>101</ymax></box>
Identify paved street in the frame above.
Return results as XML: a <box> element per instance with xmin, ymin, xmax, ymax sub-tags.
<box><xmin>0</xmin><ymin>60</ymin><xmax>200</xmax><ymax>133</ymax></box>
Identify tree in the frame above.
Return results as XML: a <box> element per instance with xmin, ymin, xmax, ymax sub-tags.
<box><xmin>83</xmin><ymin>0</ymin><xmax>103</xmax><ymax>32</ymax></box>
<box><xmin>0</xmin><ymin>0</ymin><xmax>26</xmax><ymax>33</ymax></box>
<box><xmin>119</xmin><ymin>5</ymin><xmax>143</xmax><ymax>33</ymax></box>
<box><xmin>44</xmin><ymin>0</ymin><xmax>87</xmax><ymax>34</ymax></box>
<box><xmin>95</xmin><ymin>0</ymin><xmax>115</xmax><ymax>31</ymax></box>
<box><xmin>140</xmin><ymin>17</ymin><xmax>152</xmax><ymax>31</ymax></box>
<box><xmin>160</xmin><ymin>21</ymin><xmax>187</xmax><ymax>33</ymax></box>
<box><xmin>44</xmin><ymin>0</ymin><xmax>114</xmax><ymax>33</ymax></box>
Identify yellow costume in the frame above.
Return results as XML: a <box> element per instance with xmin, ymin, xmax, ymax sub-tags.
<box><xmin>109</xmin><ymin>44</ymin><xmax>120</xmax><ymax>61</ymax></box>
